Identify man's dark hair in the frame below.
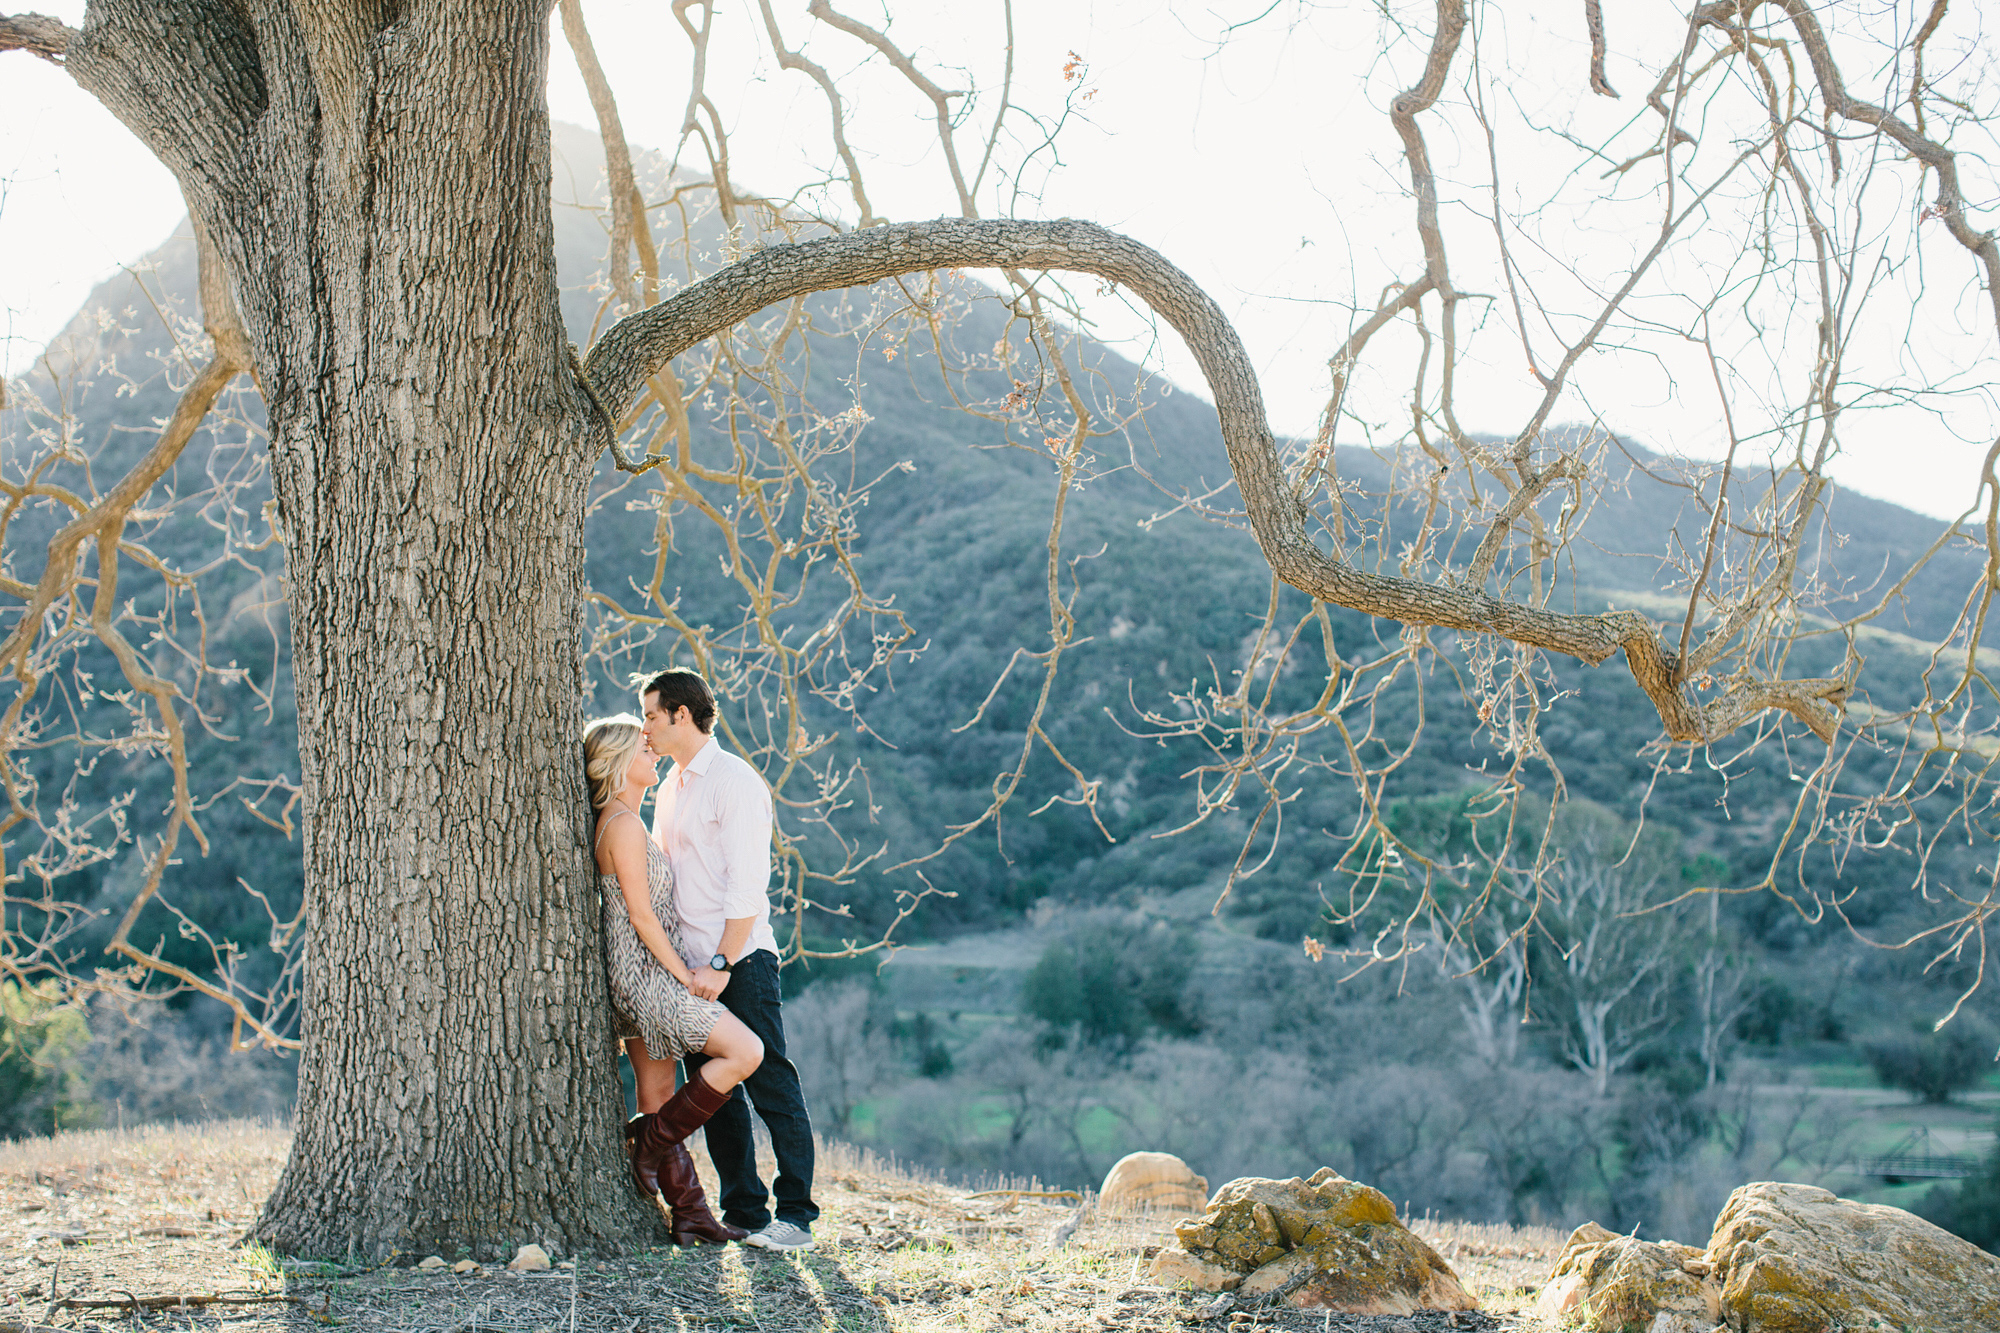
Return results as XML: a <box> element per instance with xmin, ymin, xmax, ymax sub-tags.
<box><xmin>640</xmin><ymin>667</ymin><xmax>717</xmax><ymax>735</ymax></box>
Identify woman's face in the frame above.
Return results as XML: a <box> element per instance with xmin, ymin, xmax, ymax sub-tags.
<box><xmin>623</xmin><ymin>741</ymin><xmax>659</xmax><ymax>792</ymax></box>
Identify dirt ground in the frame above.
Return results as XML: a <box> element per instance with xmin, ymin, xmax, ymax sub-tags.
<box><xmin>1</xmin><ymin>1122</ymin><xmax>1564</xmax><ymax>1333</ymax></box>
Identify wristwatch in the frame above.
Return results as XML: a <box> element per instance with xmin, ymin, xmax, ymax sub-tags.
<box><xmin>709</xmin><ymin>952</ymin><xmax>732</xmax><ymax>972</ymax></box>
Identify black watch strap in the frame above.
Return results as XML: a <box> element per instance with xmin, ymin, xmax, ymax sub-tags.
<box><xmin>710</xmin><ymin>952</ymin><xmax>731</xmax><ymax>972</ymax></box>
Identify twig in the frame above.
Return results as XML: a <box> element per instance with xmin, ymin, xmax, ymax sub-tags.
<box><xmin>1583</xmin><ymin>0</ymin><xmax>1618</xmax><ymax>96</ymax></box>
<box><xmin>965</xmin><ymin>1189</ymin><xmax>1082</xmax><ymax>1203</ymax></box>
<box><xmin>1046</xmin><ymin>1205</ymin><xmax>1085</xmax><ymax>1250</ymax></box>
<box><xmin>55</xmin><ymin>1292</ymin><xmax>304</xmax><ymax>1312</ymax></box>
<box><xmin>37</xmin><ymin>1254</ymin><xmax>58</xmax><ymax>1326</ymax></box>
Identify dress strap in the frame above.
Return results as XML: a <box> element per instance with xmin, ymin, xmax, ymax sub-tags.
<box><xmin>594</xmin><ymin>805</ymin><xmax>645</xmax><ymax>853</ymax></box>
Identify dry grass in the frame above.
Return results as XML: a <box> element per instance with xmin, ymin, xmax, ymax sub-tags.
<box><xmin>1</xmin><ymin>1123</ymin><xmax>1563</xmax><ymax>1333</ymax></box>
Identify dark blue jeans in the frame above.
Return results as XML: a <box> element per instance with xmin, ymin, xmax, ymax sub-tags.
<box><xmin>683</xmin><ymin>949</ymin><xmax>819</xmax><ymax>1230</ymax></box>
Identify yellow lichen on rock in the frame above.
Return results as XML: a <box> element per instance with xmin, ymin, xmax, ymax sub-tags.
<box><xmin>1145</xmin><ymin>1168</ymin><xmax>1476</xmax><ymax>1313</ymax></box>
<box><xmin>1533</xmin><ymin>1222</ymin><xmax>1719</xmax><ymax>1331</ymax></box>
<box><xmin>1709</xmin><ymin>1181</ymin><xmax>2000</xmax><ymax>1333</ymax></box>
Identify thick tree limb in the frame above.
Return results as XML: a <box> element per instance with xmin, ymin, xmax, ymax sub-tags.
<box><xmin>581</xmin><ymin>216</ymin><xmax>1846</xmax><ymax>745</ymax></box>
<box><xmin>0</xmin><ymin>11</ymin><xmax>71</xmax><ymax>60</ymax></box>
<box><xmin>56</xmin><ymin>1</ymin><xmax>263</xmax><ymax>205</ymax></box>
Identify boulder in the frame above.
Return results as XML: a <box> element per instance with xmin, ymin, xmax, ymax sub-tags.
<box><xmin>1709</xmin><ymin>1181</ymin><xmax>2000</xmax><ymax>1332</ymax></box>
<box><xmin>1146</xmin><ymin>1168</ymin><xmax>1476</xmax><ymax>1313</ymax></box>
<box><xmin>1533</xmin><ymin>1222</ymin><xmax>1720</xmax><ymax>1332</ymax></box>
<box><xmin>1100</xmin><ymin>1151</ymin><xmax>1210</xmax><ymax>1215</ymax></box>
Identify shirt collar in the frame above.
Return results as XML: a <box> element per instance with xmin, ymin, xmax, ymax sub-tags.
<box><xmin>681</xmin><ymin>735</ymin><xmax>721</xmax><ymax>779</ymax></box>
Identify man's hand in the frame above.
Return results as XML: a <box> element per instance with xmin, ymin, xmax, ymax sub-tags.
<box><xmin>688</xmin><ymin>965</ymin><xmax>730</xmax><ymax>1001</ymax></box>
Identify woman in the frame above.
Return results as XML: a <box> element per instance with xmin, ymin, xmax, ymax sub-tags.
<box><xmin>584</xmin><ymin>715</ymin><xmax>764</xmax><ymax>1245</ymax></box>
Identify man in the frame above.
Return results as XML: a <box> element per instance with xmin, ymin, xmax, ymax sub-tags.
<box><xmin>640</xmin><ymin>667</ymin><xmax>819</xmax><ymax>1252</ymax></box>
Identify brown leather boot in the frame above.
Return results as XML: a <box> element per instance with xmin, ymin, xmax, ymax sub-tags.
<box><xmin>623</xmin><ymin>1114</ymin><xmax>648</xmax><ymax>1198</ymax></box>
<box><xmin>661</xmin><ymin>1142</ymin><xmax>748</xmax><ymax>1244</ymax></box>
<box><xmin>629</xmin><ymin>1070</ymin><xmax>734</xmax><ymax>1197</ymax></box>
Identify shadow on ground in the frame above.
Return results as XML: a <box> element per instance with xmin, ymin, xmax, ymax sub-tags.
<box><xmin>277</xmin><ymin>1243</ymin><xmax>893</xmax><ymax>1333</ymax></box>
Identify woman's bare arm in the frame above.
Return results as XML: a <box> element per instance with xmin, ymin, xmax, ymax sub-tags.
<box><xmin>602</xmin><ymin>816</ymin><xmax>697</xmax><ymax>984</ymax></box>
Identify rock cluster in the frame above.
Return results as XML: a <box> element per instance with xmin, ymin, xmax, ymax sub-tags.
<box><xmin>1539</xmin><ymin>1181</ymin><xmax>2000</xmax><ymax>1333</ymax></box>
<box><xmin>1098</xmin><ymin>1152</ymin><xmax>1210</xmax><ymax>1215</ymax></box>
<box><xmin>1146</xmin><ymin>1169</ymin><xmax>1476</xmax><ymax>1314</ymax></box>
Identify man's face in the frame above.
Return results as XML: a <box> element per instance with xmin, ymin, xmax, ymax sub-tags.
<box><xmin>641</xmin><ymin>691</ymin><xmax>702</xmax><ymax>760</ymax></box>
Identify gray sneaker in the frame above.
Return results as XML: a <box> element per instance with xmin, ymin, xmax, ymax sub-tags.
<box><xmin>744</xmin><ymin>1220</ymin><xmax>814</xmax><ymax>1251</ymax></box>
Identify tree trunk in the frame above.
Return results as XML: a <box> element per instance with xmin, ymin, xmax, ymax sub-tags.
<box><xmin>63</xmin><ymin>2</ymin><xmax>660</xmax><ymax>1260</ymax></box>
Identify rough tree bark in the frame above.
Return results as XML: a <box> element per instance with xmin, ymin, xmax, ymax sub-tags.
<box><xmin>7</xmin><ymin>3</ymin><xmax>656</xmax><ymax>1259</ymax></box>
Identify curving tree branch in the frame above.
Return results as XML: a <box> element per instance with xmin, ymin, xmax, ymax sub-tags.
<box><xmin>580</xmin><ymin>216</ymin><xmax>1847</xmax><ymax>746</ymax></box>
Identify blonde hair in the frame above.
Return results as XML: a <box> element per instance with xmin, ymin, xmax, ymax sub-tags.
<box><xmin>582</xmin><ymin>715</ymin><xmax>647</xmax><ymax>812</ymax></box>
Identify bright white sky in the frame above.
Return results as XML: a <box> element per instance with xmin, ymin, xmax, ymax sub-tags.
<box><xmin>2</xmin><ymin>0</ymin><xmax>1994</xmax><ymax>522</ymax></box>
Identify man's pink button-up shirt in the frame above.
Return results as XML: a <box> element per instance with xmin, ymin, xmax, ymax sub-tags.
<box><xmin>653</xmin><ymin>737</ymin><xmax>781</xmax><ymax>970</ymax></box>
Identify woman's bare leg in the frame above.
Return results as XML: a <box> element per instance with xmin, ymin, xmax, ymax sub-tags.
<box><xmin>626</xmin><ymin>1036</ymin><xmax>679</xmax><ymax>1115</ymax></box>
<box><xmin>692</xmin><ymin>1013</ymin><xmax>763</xmax><ymax>1094</ymax></box>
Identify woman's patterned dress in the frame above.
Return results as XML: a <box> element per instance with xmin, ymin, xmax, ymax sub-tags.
<box><xmin>598</xmin><ymin>809</ymin><xmax>723</xmax><ymax>1058</ymax></box>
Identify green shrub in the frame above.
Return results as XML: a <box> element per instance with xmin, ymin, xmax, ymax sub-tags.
<box><xmin>1922</xmin><ymin>1122</ymin><xmax>2000</xmax><ymax>1252</ymax></box>
<box><xmin>1865</xmin><ymin>1019</ymin><xmax>1993</xmax><ymax>1104</ymax></box>
<box><xmin>1021</xmin><ymin>911</ymin><xmax>1198</xmax><ymax>1047</ymax></box>
<box><xmin>0</xmin><ymin>981</ymin><xmax>96</xmax><ymax>1138</ymax></box>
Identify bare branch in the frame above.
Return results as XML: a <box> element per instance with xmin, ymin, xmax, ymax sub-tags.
<box><xmin>1583</xmin><ymin>0</ymin><xmax>1618</xmax><ymax>98</ymax></box>
<box><xmin>582</xmin><ymin>217</ymin><xmax>1848</xmax><ymax>745</ymax></box>
<box><xmin>1770</xmin><ymin>0</ymin><xmax>2000</xmax><ymax>336</ymax></box>
<box><xmin>807</xmin><ymin>0</ymin><xmax>976</xmax><ymax>216</ymax></box>
<box><xmin>752</xmin><ymin>0</ymin><xmax>880</xmax><ymax>227</ymax></box>
<box><xmin>0</xmin><ymin>11</ymin><xmax>71</xmax><ymax>61</ymax></box>
<box><xmin>559</xmin><ymin>0</ymin><xmax>642</xmax><ymax>313</ymax></box>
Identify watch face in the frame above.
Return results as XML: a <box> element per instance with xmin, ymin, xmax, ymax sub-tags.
<box><xmin>710</xmin><ymin>954</ymin><xmax>728</xmax><ymax>971</ymax></box>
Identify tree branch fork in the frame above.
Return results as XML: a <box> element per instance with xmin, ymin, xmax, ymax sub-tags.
<box><xmin>580</xmin><ymin>216</ymin><xmax>1847</xmax><ymax>747</ymax></box>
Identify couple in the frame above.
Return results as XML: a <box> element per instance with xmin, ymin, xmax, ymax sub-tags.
<box><xmin>582</xmin><ymin>668</ymin><xmax>818</xmax><ymax>1251</ymax></box>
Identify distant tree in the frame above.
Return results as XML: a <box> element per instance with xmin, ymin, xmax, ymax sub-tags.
<box><xmin>900</xmin><ymin>1011</ymin><xmax>955</xmax><ymax>1079</ymax></box>
<box><xmin>1022</xmin><ymin>911</ymin><xmax>1200</xmax><ymax>1046</ymax></box>
<box><xmin>1865</xmin><ymin>1020</ymin><xmax>1994</xmax><ymax>1104</ymax></box>
<box><xmin>1687</xmin><ymin>853</ymin><xmax>1757</xmax><ymax>1089</ymax></box>
<box><xmin>1391</xmin><ymin>791</ymin><xmax>1538</xmax><ymax>1065</ymax></box>
<box><xmin>4</xmin><ymin>0</ymin><xmax>1999</xmax><ymax>1259</ymax></box>
<box><xmin>785</xmin><ymin>979</ymin><xmax>900</xmax><ymax>1133</ymax></box>
<box><xmin>1532</xmin><ymin>803</ymin><xmax>1689</xmax><ymax>1098</ymax></box>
